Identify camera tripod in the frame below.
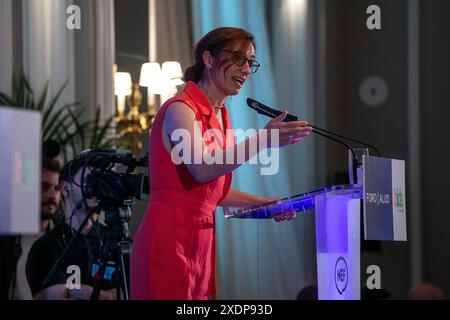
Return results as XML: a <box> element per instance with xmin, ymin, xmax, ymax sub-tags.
<box><xmin>89</xmin><ymin>201</ymin><xmax>133</xmax><ymax>300</ymax></box>
<box><xmin>44</xmin><ymin>201</ymin><xmax>134</xmax><ymax>300</ymax></box>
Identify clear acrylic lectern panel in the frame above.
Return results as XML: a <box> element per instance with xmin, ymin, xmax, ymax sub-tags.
<box><xmin>224</xmin><ymin>185</ymin><xmax>363</xmax><ymax>300</ymax></box>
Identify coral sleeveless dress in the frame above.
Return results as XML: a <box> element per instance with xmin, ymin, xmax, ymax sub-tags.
<box><xmin>130</xmin><ymin>81</ymin><xmax>234</xmax><ymax>300</ymax></box>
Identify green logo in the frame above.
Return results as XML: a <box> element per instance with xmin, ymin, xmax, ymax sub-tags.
<box><xmin>394</xmin><ymin>188</ymin><xmax>404</xmax><ymax>209</ymax></box>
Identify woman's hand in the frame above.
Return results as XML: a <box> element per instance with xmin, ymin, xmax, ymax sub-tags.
<box><xmin>263</xmin><ymin>110</ymin><xmax>313</xmax><ymax>148</ymax></box>
<box><xmin>263</xmin><ymin>197</ymin><xmax>297</xmax><ymax>222</ymax></box>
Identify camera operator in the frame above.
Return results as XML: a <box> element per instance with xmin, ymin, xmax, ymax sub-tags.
<box><xmin>26</xmin><ymin>152</ymin><xmax>118</xmax><ymax>300</ymax></box>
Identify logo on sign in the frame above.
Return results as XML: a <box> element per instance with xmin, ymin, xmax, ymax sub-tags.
<box><xmin>394</xmin><ymin>187</ymin><xmax>404</xmax><ymax>212</ymax></box>
<box><xmin>334</xmin><ymin>257</ymin><xmax>348</xmax><ymax>295</ymax></box>
<box><xmin>365</xmin><ymin>191</ymin><xmax>390</xmax><ymax>206</ymax></box>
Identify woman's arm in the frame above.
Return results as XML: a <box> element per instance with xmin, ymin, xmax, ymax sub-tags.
<box><xmin>163</xmin><ymin>101</ymin><xmax>312</xmax><ymax>184</ymax></box>
<box><xmin>218</xmin><ymin>188</ymin><xmax>266</xmax><ymax>207</ymax></box>
<box><xmin>218</xmin><ymin>188</ymin><xmax>296</xmax><ymax>222</ymax></box>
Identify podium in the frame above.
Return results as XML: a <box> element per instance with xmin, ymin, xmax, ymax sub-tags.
<box><xmin>224</xmin><ymin>153</ymin><xmax>407</xmax><ymax>300</ymax></box>
<box><xmin>224</xmin><ymin>185</ymin><xmax>363</xmax><ymax>300</ymax></box>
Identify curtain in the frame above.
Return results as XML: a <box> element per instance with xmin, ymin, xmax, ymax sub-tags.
<box><xmin>0</xmin><ymin>0</ymin><xmax>13</xmax><ymax>95</ymax></box>
<box><xmin>151</xmin><ymin>0</ymin><xmax>193</xmax><ymax>71</ymax></box>
<box><xmin>191</xmin><ymin>0</ymin><xmax>316</xmax><ymax>299</ymax></box>
<box><xmin>94</xmin><ymin>0</ymin><xmax>116</xmax><ymax>122</ymax></box>
<box><xmin>3</xmin><ymin>0</ymin><xmax>115</xmax><ymax>122</ymax></box>
<box><xmin>73</xmin><ymin>0</ymin><xmax>115</xmax><ymax>122</ymax></box>
<box><xmin>21</xmin><ymin>0</ymin><xmax>76</xmax><ymax>107</ymax></box>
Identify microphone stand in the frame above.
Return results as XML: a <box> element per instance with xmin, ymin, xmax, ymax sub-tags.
<box><xmin>246</xmin><ymin>97</ymin><xmax>381</xmax><ymax>157</ymax></box>
<box><xmin>246</xmin><ymin>97</ymin><xmax>380</xmax><ymax>184</ymax></box>
<box><xmin>312</xmin><ymin>129</ymin><xmax>359</xmax><ymax>185</ymax></box>
<box><xmin>309</xmin><ymin>125</ymin><xmax>380</xmax><ymax>157</ymax></box>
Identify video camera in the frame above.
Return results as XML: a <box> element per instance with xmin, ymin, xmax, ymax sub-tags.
<box><xmin>46</xmin><ymin>148</ymin><xmax>148</xmax><ymax>299</ymax></box>
<box><xmin>72</xmin><ymin>148</ymin><xmax>149</xmax><ymax>233</ymax></box>
<box><xmin>79</xmin><ymin>148</ymin><xmax>149</xmax><ymax>204</ymax></box>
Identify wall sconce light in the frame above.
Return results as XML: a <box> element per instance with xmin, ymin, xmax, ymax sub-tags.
<box><xmin>139</xmin><ymin>61</ymin><xmax>184</xmax><ymax>113</ymax></box>
<box><xmin>139</xmin><ymin>62</ymin><xmax>162</xmax><ymax>115</ymax></box>
<box><xmin>162</xmin><ymin>61</ymin><xmax>184</xmax><ymax>86</ymax></box>
<box><xmin>114</xmin><ymin>72</ymin><xmax>132</xmax><ymax>118</ymax></box>
<box><xmin>113</xmin><ymin>61</ymin><xmax>184</xmax><ymax>156</ymax></box>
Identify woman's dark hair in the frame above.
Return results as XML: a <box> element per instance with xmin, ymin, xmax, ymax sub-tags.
<box><xmin>183</xmin><ymin>27</ymin><xmax>256</xmax><ymax>83</ymax></box>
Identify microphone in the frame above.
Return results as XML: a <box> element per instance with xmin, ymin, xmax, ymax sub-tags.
<box><xmin>247</xmin><ymin>97</ymin><xmax>382</xmax><ymax>184</ymax></box>
<box><xmin>247</xmin><ymin>97</ymin><xmax>298</xmax><ymax>122</ymax></box>
<box><xmin>246</xmin><ymin>98</ymin><xmax>381</xmax><ymax>157</ymax></box>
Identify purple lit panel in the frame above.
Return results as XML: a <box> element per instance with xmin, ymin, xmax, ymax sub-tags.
<box><xmin>315</xmin><ymin>192</ymin><xmax>361</xmax><ymax>300</ymax></box>
<box><xmin>315</xmin><ymin>193</ymin><xmax>355</xmax><ymax>253</ymax></box>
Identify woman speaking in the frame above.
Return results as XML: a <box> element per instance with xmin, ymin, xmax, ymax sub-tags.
<box><xmin>131</xmin><ymin>27</ymin><xmax>312</xmax><ymax>300</ymax></box>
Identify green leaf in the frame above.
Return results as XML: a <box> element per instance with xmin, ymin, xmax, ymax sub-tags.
<box><xmin>58</xmin><ymin>120</ymin><xmax>79</xmax><ymax>157</ymax></box>
<box><xmin>67</xmin><ymin>107</ymin><xmax>87</xmax><ymax>149</ymax></box>
<box><xmin>36</xmin><ymin>80</ymin><xmax>50</xmax><ymax>111</ymax></box>
<box><xmin>68</xmin><ymin>130</ymin><xmax>77</xmax><ymax>157</ymax></box>
<box><xmin>0</xmin><ymin>92</ymin><xmax>14</xmax><ymax>106</ymax></box>
<box><xmin>61</xmin><ymin>147</ymin><xmax>68</xmax><ymax>164</ymax></box>
<box><xmin>21</xmin><ymin>74</ymin><xmax>35</xmax><ymax>109</ymax></box>
<box><xmin>14</xmin><ymin>74</ymin><xmax>25</xmax><ymax>108</ymax></box>
<box><xmin>42</xmin><ymin>102</ymin><xmax>79</xmax><ymax>138</ymax></box>
<box><xmin>89</xmin><ymin>109</ymin><xmax>101</xmax><ymax>149</ymax></box>
<box><xmin>21</xmin><ymin>73</ymin><xmax>34</xmax><ymax>96</ymax></box>
<box><xmin>61</xmin><ymin>109</ymin><xmax>89</xmax><ymax>150</ymax></box>
<box><xmin>46</xmin><ymin>112</ymin><xmax>73</xmax><ymax>140</ymax></box>
<box><xmin>99</xmin><ymin>137</ymin><xmax>116</xmax><ymax>148</ymax></box>
<box><xmin>2</xmin><ymin>73</ymin><xmax>121</xmax><ymax>160</ymax></box>
<box><xmin>42</xmin><ymin>81</ymin><xmax>68</xmax><ymax>125</ymax></box>
<box><xmin>43</xmin><ymin>106</ymin><xmax>69</xmax><ymax>139</ymax></box>
<box><xmin>93</xmin><ymin>115</ymin><xmax>114</xmax><ymax>149</ymax></box>
<box><xmin>12</xmin><ymin>75</ymin><xmax>18</xmax><ymax>100</ymax></box>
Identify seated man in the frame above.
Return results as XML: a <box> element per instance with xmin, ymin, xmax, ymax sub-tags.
<box><xmin>12</xmin><ymin>157</ymin><xmax>62</xmax><ymax>300</ymax></box>
<box><xmin>26</xmin><ymin>152</ymin><xmax>119</xmax><ymax>300</ymax></box>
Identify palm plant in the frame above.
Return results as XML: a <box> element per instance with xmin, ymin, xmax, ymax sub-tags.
<box><xmin>0</xmin><ymin>73</ymin><xmax>117</xmax><ymax>162</ymax></box>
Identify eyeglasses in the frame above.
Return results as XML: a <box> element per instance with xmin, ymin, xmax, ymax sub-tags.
<box><xmin>221</xmin><ymin>49</ymin><xmax>260</xmax><ymax>73</ymax></box>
